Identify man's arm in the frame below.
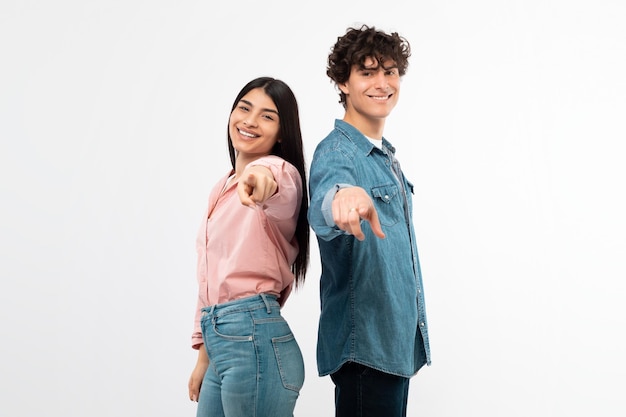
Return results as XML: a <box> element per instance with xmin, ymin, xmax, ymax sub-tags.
<box><xmin>331</xmin><ymin>187</ymin><xmax>385</xmax><ymax>241</ymax></box>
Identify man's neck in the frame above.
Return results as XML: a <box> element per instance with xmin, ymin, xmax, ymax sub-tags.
<box><xmin>343</xmin><ymin>112</ymin><xmax>386</xmax><ymax>140</ymax></box>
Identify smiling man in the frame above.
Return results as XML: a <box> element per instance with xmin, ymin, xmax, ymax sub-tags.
<box><xmin>308</xmin><ymin>25</ymin><xmax>432</xmax><ymax>417</ymax></box>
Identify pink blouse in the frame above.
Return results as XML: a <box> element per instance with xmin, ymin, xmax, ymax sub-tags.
<box><xmin>191</xmin><ymin>155</ymin><xmax>302</xmax><ymax>349</ymax></box>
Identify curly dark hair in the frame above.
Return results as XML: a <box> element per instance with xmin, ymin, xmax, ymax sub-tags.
<box><xmin>327</xmin><ymin>25</ymin><xmax>411</xmax><ymax>107</ymax></box>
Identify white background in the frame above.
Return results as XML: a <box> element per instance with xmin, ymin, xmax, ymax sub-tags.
<box><xmin>1</xmin><ymin>1</ymin><xmax>625</xmax><ymax>416</ymax></box>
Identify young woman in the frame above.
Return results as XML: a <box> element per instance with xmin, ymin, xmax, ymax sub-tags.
<box><xmin>188</xmin><ymin>77</ymin><xmax>309</xmax><ymax>417</ymax></box>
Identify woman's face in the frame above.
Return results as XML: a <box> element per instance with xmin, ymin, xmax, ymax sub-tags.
<box><xmin>229</xmin><ymin>87</ymin><xmax>280</xmax><ymax>160</ymax></box>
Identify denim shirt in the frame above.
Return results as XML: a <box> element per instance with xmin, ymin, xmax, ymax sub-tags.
<box><xmin>308</xmin><ymin>119</ymin><xmax>431</xmax><ymax>378</ymax></box>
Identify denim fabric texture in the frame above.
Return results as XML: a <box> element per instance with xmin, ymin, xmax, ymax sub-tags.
<box><xmin>308</xmin><ymin>119</ymin><xmax>431</xmax><ymax>378</ymax></box>
<box><xmin>331</xmin><ymin>362</ymin><xmax>410</xmax><ymax>417</ymax></box>
<box><xmin>196</xmin><ymin>294</ymin><xmax>304</xmax><ymax>417</ymax></box>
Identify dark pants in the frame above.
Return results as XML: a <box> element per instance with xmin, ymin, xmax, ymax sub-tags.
<box><xmin>330</xmin><ymin>362</ymin><xmax>410</xmax><ymax>417</ymax></box>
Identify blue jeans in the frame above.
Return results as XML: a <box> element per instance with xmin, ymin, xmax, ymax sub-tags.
<box><xmin>197</xmin><ymin>294</ymin><xmax>305</xmax><ymax>417</ymax></box>
<box><xmin>330</xmin><ymin>362</ymin><xmax>410</xmax><ymax>417</ymax></box>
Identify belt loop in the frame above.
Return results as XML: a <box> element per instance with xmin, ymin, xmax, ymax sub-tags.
<box><xmin>209</xmin><ymin>305</ymin><xmax>215</xmax><ymax>315</ymax></box>
<box><xmin>260</xmin><ymin>293</ymin><xmax>271</xmax><ymax>313</ymax></box>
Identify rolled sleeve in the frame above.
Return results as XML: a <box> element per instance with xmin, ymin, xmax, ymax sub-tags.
<box><xmin>321</xmin><ymin>183</ymin><xmax>354</xmax><ymax>227</ymax></box>
<box><xmin>309</xmin><ymin>142</ymin><xmax>358</xmax><ymax>241</ymax></box>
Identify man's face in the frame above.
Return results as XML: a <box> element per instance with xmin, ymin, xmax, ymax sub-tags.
<box><xmin>340</xmin><ymin>56</ymin><xmax>401</xmax><ymax>122</ymax></box>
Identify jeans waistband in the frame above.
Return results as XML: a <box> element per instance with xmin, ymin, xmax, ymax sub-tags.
<box><xmin>201</xmin><ymin>293</ymin><xmax>279</xmax><ymax>317</ymax></box>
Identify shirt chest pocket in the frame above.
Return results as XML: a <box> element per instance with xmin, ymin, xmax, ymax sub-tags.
<box><xmin>370</xmin><ymin>184</ymin><xmax>403</xmax><ymax>226</ymax></box>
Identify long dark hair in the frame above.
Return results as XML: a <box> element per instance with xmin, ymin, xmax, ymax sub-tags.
<box><xmin>227</xmin><ymin>77</ymin><xmax>309</xmax><ymax>287</ymax></box>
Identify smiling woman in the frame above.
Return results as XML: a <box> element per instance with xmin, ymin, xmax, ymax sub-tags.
<box><xmin>228</xmin><ymin>88</ymin><xmax>282</xmax><ymax>166</ymax></box>
<box><xmin>187</xmin><ymin>77</ymin><xmax>310</xmax><ymax>417</ymax></box>
<box><xmin>3</xmin><ymin>3</ymin><xmax>625</xmax><ymax>417</ymax></box>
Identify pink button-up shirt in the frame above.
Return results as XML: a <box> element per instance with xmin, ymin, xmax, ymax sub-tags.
<box><xmin>191</xmin><ymin>155</ymin><xmax>302</xmax><ymax>349</ymax></box>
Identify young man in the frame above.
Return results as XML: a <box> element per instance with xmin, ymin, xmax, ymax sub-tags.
<box><xmin>308</xmin><ymin>25</ymin><xmax>432</xmax><ymax>416</ymax></box>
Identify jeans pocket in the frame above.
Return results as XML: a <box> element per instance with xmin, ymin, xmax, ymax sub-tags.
<box><xmin>212</xmin><ymin>312</ymin><xmax>254</xmax><ymax>341</ymax></box>
<box><xmin>272</xmin><ymin>333</ymin><xmax>305</xmax><ymax>392</ymax></box>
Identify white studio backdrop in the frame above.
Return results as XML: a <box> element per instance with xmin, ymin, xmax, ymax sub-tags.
<box><xmin>1</xmin><ymin>1</ymin><xmax>625</xmax><ymax>416</ymax></box>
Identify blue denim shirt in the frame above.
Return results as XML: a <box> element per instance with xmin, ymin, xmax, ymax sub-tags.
<box><xmin>308</xmin><ymin>119</ymin><xmax>431</xmax><ymax>378</ymax></box>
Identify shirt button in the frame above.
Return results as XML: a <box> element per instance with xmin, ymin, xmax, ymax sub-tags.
<box><xmin>420</xmin><ymin>322</ymin><xmax>425</xmax><ymax>327</ymax></box>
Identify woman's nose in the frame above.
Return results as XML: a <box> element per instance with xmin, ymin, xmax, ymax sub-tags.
<box><xmin>243</xmin><ymin>116</ymin><xmax>257</xmax><ymax>127</ymax></box>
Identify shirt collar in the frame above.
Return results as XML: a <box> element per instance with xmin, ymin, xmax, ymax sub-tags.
<box><xmin>333</xmin><ymin>119</ymin><xmax>396</xmax><ymax>156</ymax></box>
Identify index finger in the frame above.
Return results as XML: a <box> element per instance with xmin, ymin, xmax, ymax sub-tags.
<box><xmin>362</xmin><ymin>205</ymin><xmax>385</xmax><ymax>239</ymax></box>
<box><xmin>237</xmin><ymin>178</ymin><xmax>256</xmax><ymax>208</ymax></box>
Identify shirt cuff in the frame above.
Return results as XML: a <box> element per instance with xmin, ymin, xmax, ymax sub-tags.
<box><xmin>321</xmin><ymin>183</ymin><xmax>353</xmax><ymax>227</ymax></box>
